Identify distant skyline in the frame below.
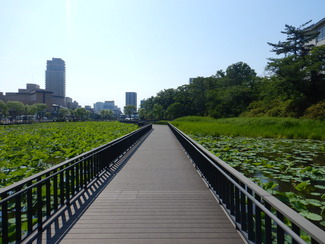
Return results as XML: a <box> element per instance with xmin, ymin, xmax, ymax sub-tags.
<box><xmin>0</xmin><ymin>0</ymin><xmax>324</xmax><ymax>108</ymax></box>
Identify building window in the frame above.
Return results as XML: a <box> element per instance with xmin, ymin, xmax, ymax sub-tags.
<box><xmin>316</xmin><ymin>25</ymin><xmax>325</xmax><ymax>42</ymax></box>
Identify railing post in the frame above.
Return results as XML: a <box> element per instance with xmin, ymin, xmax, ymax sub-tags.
<box><xmin>235</xmin><ymin>181</ymin><xmax>241</xmax><ymax>225</ymax></box>
<box><xmin>37</xmin><ymin>178</ymin><xmax>43</xmax><ymax>232</ymax></box>
<box><xmin>255</xmin><ymin>194</ymin><xmax>262</xmax><ymax>244</ymax></box>
<box><xmin>265</xmin><ymin>202</ymin><xmax>272</xmax><ymax>244</ymax></box>
<box><xmin>247</xmin><ymin>187</ymin><xmax>255</xmax><ymax>242</ymax></box>
<box><xmin>60</xmin><ymin>169</ymin><xmax>65</xmax><ymax>206</ymax></box>
<box><xmin>53</xmin><ymin>170</ymin><xmax>58</xmax><ymax>211</ymax></box>
<box><xmin>276</xmin><ymin>211</ymin><xmax>285</xmax><ymax>244</ymax></box>
<box><xmin>292</xmin><ymin>223</ymin><xmax>300</xmax><ymax>244</ymax></box>
<box><xmin>240</xmin><ymin>182</ymin><xmax>247</xmax><ymax>232</ymax></box>
<box><xmin>0</xmin><ymin>125</ymin><xmax>152</xmax><ymax>244</ymax></box>
<box><xmin>168</xmin><ymin>123</ymin><xmax>325</xmax><ymax>244</ymax></box>
<box><xmin>27</xmin><ymin>182</ymin><xmax>33</xmax><ymax>234</ymax></box>
<box><xmin>15</xmin><ymin>186</ymin><xmax>22</xmax><ymax>242</ymax></box>
<box><xmin>1</xmin><ymin>192</ymin><xmax>9</xmax><ymax>244</ymax></box>
<box><xmin>66</xmin><ymin>168</ymin><xmax>70</xmax><ymax>204</ymax></box>
<box><xmin>46</xmin><ymin>173</ymin><xmax>51</xmax><ymax>217</ymax></box>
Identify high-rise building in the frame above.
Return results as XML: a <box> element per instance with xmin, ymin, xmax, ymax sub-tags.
<box><xmin>45</xmin><ymin>58</ymin><xmax>66</xmax><ymax>98</ymax></box>
<box><xmin>125</xmin><ymin>92</ymin><xmax>137</xmax><ymax>108</ymax></box>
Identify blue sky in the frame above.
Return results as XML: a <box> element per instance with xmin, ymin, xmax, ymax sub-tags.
<box><xmin>0</xmin><ymin>0</ymin><xmax>324</xmax><ymax>108</ymax></box>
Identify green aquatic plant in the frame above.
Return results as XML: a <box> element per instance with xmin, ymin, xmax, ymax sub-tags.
<box><xmin>0</xmin><ymin>121</ymin><xmax>137</xmax><ymax>187</ymax></box>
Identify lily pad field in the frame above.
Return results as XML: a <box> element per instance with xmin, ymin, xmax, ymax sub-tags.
<box><xmin>172</xmin><ymin>116</ymin><xmax>325</xmax><ymax>229</ymax></box>
<box><xmin>0</xmin><ymin>121</ymin><xmax>137</xmax><ymax>188</ymax></box>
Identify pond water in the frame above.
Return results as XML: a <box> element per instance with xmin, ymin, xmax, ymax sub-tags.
<box><xmin>191</xmin><ymin>134</ymin><xmax>325</xmax><ymax>230</ymax></box>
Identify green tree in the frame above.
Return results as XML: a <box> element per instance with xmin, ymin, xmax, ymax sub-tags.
<box><xmin>267</xmin><ymin>20</ymin><xmax>325</xmax><ymax>114</ymax></box>
<box><xmin>58</xmin><ymin>108</ymin><xmax>71</xmax><ymax>119</ymax></box>
<box><xmin>152</xmin><ymin>104</ymin><xmax>164</xmax><ymax>120</ymax></box>
<box><xmin>75</xmin><ymin>107</ymin><xmax>88</xmax><ymax>120</ymax></box>
<box><xmin>6</xmin><ymin>101</ymin><xmax>25</xmax><ymax>120</ymax></box>
<box><xmin>138</xmin><ymin>108</ymin><xmax>146</xmax><ymax>120</ymax></box>
<box><xmin>207</xmin><ymin>86</ymin><xmax>253</xmax><ymax>118</ymax></box>
<box><xmin>267</xmin><ymin>20</ymin><xmax>318</xmax><ymax>58</ymax></box>
<box><xmin>225</xmin><ymin>62</ymin><xmax>257</xmax><ymax>87</ymax></box>
<box><xmin>165</xmin><ymin>102</ymin><xmax>186</xmax><ymax>119</ymax></box>
<box><xmin>124</xmin><ymin>105</ymin><xmax>136</xmax><ymax>119</ymax></box>
<box><xmin>100</xmin><ymin>109</ymin><xmax>113</xmax><ymax>120</ymax></box>
<box><xmin>0</xmin><ymin>100</ymin><xmax>7</xmax><ymax>120</ymax></box>
<box><xmin>31</xmin><ymin>103</ymin><xmax>47</xmax><ymax>120</ymax></box>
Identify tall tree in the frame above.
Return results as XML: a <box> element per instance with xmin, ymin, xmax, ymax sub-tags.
<box><xmin>267</xmin><ymin>20</ymin><xmax>318</xmax><ymax>59</ymax></box>
<box><xmin>100</xmin><ymin>109</ymin><xmax>113</xmax><ymax>120</ymax></box>
<box><xmin>225</xmin><ymin>62</ymin><xmax>257</xmax><ymax>87</ymax></box>
<box><xmin>124</xmin><ymin>105</ymin><xmax>136</xmax><ymax>119</ymax></box>
<box><xmin>31</xmin><ymin>103</ymin><xmax>47</xmax><ymax>120</ymax></box>
<box><xmin>6</xmin><ymin>101</ymin><xmax>25</xmax><ymax>120</ymax></box>
<box><xmin>267</xmin><ymin>20</ymin><xmax>325</xmax><ymax>107</ymax></box>
<box><xmin>0</xmin><ymin>100</ymin><xmax>7</xmax><ymax>120</ymax></box>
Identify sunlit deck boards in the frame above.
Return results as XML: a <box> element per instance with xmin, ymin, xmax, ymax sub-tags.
<box><xmin>40</xmin><ymin>125</ymin><xmax>244</xmax><ymax>243</ymax></box>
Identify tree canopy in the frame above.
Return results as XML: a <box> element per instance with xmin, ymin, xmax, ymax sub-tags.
<box><xmin>140</xmin><ymin>20</ymin><xmax>325</xmax><ymax>120</ymax></box>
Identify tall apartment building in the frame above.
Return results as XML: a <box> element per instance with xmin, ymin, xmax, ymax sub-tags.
<box><xmin>125</xmin><ymin>92</ymin><xmax>137</xmax><ymax>108</ymax></box>
<box><xmin>45</xmin><ymin>58</ymin><xmax>66</xmax><ymax>106</ymax></box>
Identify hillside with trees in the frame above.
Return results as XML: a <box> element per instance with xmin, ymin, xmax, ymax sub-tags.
<box><xmin>139</xmin><ymin>21</ymin><xmax>325</xmax><ymax>120</ymax></box>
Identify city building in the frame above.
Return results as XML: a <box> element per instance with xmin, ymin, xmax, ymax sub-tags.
<box><xmin>125</xmin><ymin>92</ymin><xmax>137</xmax><ymax>109</ymax></box>
<box><xmin>93</xmin><ymin>101</ymin><xmax>122</xmax><ymax>118</ymax></box>
<box><xmin>140</xmin><ymin>99</ymin><xmax>145</xmax><ymax>108</ymax></box>
<box><xmin>65</xmin><ymin>97</ymin><xmax>79</xmax><ymax>110</ymax></box>
<box><xmin>0</xmin><ymin>83</ymin><xmax>53</xmax><ymax>109</ymax></box>
<box><xmin>45</xmin><ymin>58</ymin><xmax>66</xmax><ymax>106</ymax></box>
<box><xmin>306</xmin><ymin>18</ymin><xmax>325</xmax><ymax>47</ymax></box>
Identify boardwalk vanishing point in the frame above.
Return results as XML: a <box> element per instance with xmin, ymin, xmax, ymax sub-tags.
<box><xmin>35</xmin><ymin>125</ymin><xmax>245</xmax><ymax>244</ymax></box>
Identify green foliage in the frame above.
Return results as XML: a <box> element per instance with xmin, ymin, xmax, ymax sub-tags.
<box><xmin>303</xmin><ymin>100</ymin><xmax>325</xmax><ymax>120</ymax></box>
<box><xmin>6</xmin><ymin>101</ymin><xmax>25</xmax><ymax>118</ymax></box>
<box><xmin>207</xmin><ymin>86</ymin><xmax>253</xmax><ymax>118</ymax></box>
<box><xmin>0</xmin><ymin>121</ymin><xmax>137</xmax><ymax>187</ymax></box>
<box><xmin>172</xmin><ymin>116</ymin><xmax>325</xmax><ymax>140</ymax></box>
<box><xmin>100</xmin><ymin>109</ymin><xmax>113</xmax><ymax>120</ymax></box>
<box><xmin>0</xmin><ymin>100</ymin><xmax>8</xmax><ymax>118</ymax></box>
<box><xmin>124</xmin><ymin>105</ymin><xmax>136</xmax><ymax>119</ymax></box>
<box><xmin>74</xmin><ymin>107</ymin><xmax>89</xmax><ymax>120</ymax></box>
<box><xmin>165</xmin><ymin>102</ymin><xmax>186</xmax><ymax>120</ymax></box>
<box><xmin>185</xmin><ymin>132</ymin><xmax>325</xmax><ymax>228</ymax></box>
<box><xmin>267</xmin><ymin>20</ymin><xmax>318</xmax><ymax>58</ymax></box>
<box><xmin>140</xmin><ymin>21</ymin><xmax>324</xmax><ymax>120</ymax></box>
<box><xmin>225</xmin><ymin>61</ymin><xmax>257</xmax><ymax>86</ymax></box>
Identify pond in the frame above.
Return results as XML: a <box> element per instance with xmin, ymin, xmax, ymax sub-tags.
<box><xmin>190</xmin><ymin>134</ymin><xmax>325</xmax><ymax>230</ymax></box>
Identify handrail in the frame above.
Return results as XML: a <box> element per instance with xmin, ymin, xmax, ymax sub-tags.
<box><xmin>169</xmin><ymin>123</ymin><xmax>325</xmax><ymax>244</ymax></box>
<box><xmin>0</xmin><ymin>124</ymin><xmax>152</xmax><ymax>243</ymax></box>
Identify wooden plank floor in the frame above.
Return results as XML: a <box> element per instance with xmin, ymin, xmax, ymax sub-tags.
<box><xmin>36</xmin><ymin>125</ymin><xmax>244</xmax><ymax>244</ymax></box>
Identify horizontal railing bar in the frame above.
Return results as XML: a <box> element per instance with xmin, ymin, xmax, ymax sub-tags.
<box><xmin>0</xmin><ymin>125</ymin><xmax>147</xmax><ymax>195</ymax></box>
<box><xmin>188</xmin><ymin>134</ymin><xmax>325</xmax><ymax>242</ymax></box>
<box><xmin>0</xmin><ymin>144</ymin><xmax>130</xmax><ymax>204</ymax></box>
<box><xmin>171</xmin><ymin>124</ymin><xmax>305</xmax><ymax>243</ymax></box>
<box><xmin>0</xmin><ymin>123</ymin><xmax>152</xmax><ymax>244</ymax></box>
<box><xmin>169</xmin><ymin>123</ymin><xmax>325</xmax><ymax>244</ymax></box>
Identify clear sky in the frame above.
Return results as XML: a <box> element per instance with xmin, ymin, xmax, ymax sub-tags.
<box><xmin>0</xmin><ymin>0</ymin><xmax>324</xmax><ymax>109</ymax></box>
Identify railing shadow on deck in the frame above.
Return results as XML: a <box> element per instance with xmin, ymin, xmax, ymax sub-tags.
<box><xmin>0</xmin><ymin>124</ymin><xmax>153</xmax><ymax>244</ymax></box>
<box><xmin>31</xmin><ymin>127</ymin><xmax>153</xmax><ymax>244</ymax></box>
<box><xmin>169</xmin><ymin>123</ymin><xmax>325</xmax><ymax>244</ymax></box>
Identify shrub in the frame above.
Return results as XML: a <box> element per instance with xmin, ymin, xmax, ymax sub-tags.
<box><xmin>303</xmin><ymin>100</ymin><xmax>325</xmax><ymax>120</ymax></box>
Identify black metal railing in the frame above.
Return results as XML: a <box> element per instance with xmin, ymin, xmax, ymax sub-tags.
<box><xmin>169</xmin><ymin>123</ymin><xmax>325</xmax><ymax>244</ymax></box>
<box><xmin>0</xmin><ymin>124</ymin><xmax>152</xmax><ymax>243</ymax></box>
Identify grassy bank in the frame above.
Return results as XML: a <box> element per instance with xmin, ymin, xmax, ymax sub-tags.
<box><xmin>171</xmin><ymin>116</ymin><xmax>325</xmax><ymax>140</ymax></box>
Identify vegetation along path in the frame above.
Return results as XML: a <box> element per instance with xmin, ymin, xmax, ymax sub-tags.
<box><xmin>37</xmin><ymin>125</ymin><xmax>244</xmax><ymax>244</ymax></box>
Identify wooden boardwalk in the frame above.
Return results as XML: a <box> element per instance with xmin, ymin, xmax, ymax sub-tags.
<box><xmin>36</xmin><ymin>125</ymin><xmax>244</xmax><ymax>244</ymax></box>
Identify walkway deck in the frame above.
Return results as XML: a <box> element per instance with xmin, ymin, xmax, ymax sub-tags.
<box><xmin>37</xmin><ymin>125</ymin><xmax>244</xmax><ymax>244</ymax></box>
